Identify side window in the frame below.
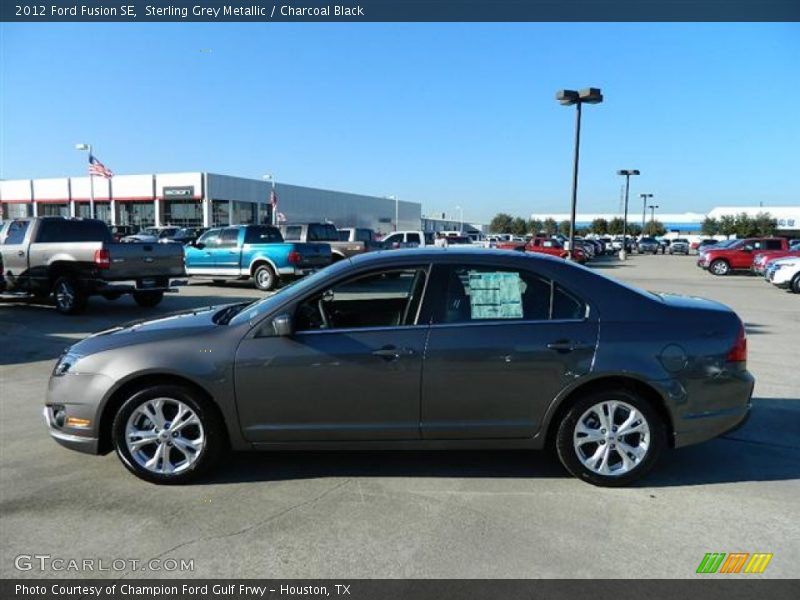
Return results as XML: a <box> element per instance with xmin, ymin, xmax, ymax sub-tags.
<box><xmin>4</xmin><ymin>221</ymin><xmax>29</xmax><ymax>245</ymax></box>
<box><xmin>552</xmin><ymin>284</ymin><xmax>586</xmax><ymax>320</ymax></box>
<box><xmin>407</xmin><ymin>233</ymin><xmax>421</xmax><ymax>245</ymax></box>
<box><xmin>197</xmin><ymin>229</ymin><xmax>220</xmax><ymax>246</ymax></box>
<box><xmin>244</xmin><ymin>226</ymin><xmax>283</xmax><ymax>244</ymax></box>
<box><xmin>283</xmin><ymin>226</ymin><xmax>302</xmax><ymax>241</ymax></box>
<box><xmin>383</xmin><ymin>233</ymin><xmax>402</xmax><ymax>245</ymax></box>
<box><xmin>765</xmin><ymin>239</ymin><xmax>783</xmax><ymax>250</ymax></box>
<box><xmin>294</xmin><ymin>267</ymin><xmax>428</xmax><ymax>332</ymax></box>
<box><xmin>219</xmin><ymin>228</ymin><xmax>240</xmax><ymax>247</ymax></box>
<box><xmin>435</xmin><ymin>265</ymin><xmax>586</xmax><ymax>324</ymax></box>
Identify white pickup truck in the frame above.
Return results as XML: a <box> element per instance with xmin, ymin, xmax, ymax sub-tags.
<box><xmin>379</xmin><ymin>230</ymin><xmax>435</xmax><ymax>248</ymax></box>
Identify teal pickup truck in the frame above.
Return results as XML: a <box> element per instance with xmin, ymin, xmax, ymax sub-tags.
<box><xmin>184</xmin><ymin>225</ymin><xmax>331</xmax><ymax>290</ymax></box>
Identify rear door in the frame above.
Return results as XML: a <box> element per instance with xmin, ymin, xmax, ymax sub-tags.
<box><xmin>420</xmin><ymin>262</ymin><xmax>598</xmax><ymax>439</ymax></box>
<box><xmin>1</xmin><ymin>220</ymin><xmax>34</xmax><ymax>284</ymax></box>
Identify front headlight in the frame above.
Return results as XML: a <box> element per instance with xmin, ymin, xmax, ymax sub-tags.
<box><xmin>53</xmin><ymin>351</ymin><xmax>83</xmax><ymax>376</ymax></box>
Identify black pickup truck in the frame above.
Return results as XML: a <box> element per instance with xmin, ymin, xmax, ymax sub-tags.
<box><xmin>0</xmin><ymin>217</ymin><xmax>185</xmax><ymax>314</ymax></box>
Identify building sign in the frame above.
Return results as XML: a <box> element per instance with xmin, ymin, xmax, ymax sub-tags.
<box><xmin>163</xmin><ymin>186</ymin><xmax>195</xmax><ymax>199</ymax></box>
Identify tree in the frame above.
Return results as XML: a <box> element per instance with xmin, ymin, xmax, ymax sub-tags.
<box><xmin>527</xmin><ymin>218</ymin><xmax>543</xmax><ymax>235</ymax></box>
<box><xmin>608</xmin><ymin>217</ymin><xmax>625</xmax><ymax>235</ymax></box>
<box><xmin>590</xmin><ymin>218</ymin><xmax>609</xmax><ymax>235</ymax></box>
<box><xmin>542</xmin><ymin>218</ymin><xmax>557</xmax><ymax>236</ymax></box>
<box><xmin>753</xmin><ymin>211</ymin><xmax>777</xmax><ymax>237</ymax></box>
<box><xmin>510</xmin><ymin>217</ymin><xmax>528</xmax><ymax>236</ymax></box>
<box><xmin>734</xmin><ymin>212</ymin><xmax>754</xmax><ymax>238</ymax></box>
<box><xmin>643</xmin><ymin>220</ymin><xmax>666</xmax><ymax>237</ymax></box>
<box><xmin>701</xmin><ymin>217</ymin><xmax>719</xmax><ymax>236</ymax></box>
<box><xmin>718</xmin><ymin>214</ymin><xmax>737</xmax><ymax>238</ymax></box>
<box><xmin>489</xmin><ymin>213</ymin><xmax>514</xmax><ymax>233</ymax></box>
<box><xmin>558</xmin><ymin>220</ymin><xmax>572</xmax><ymax>236</ymax></box>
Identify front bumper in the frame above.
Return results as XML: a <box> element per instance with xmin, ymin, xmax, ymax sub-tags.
<box><xmin>43</xmin><ymin>406</ymin><xmax>99</xmax><ymax>454</ymax></box>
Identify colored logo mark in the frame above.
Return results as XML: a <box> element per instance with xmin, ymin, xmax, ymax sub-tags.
<box><xmin>696</xmin><ymin>552</ymin><xmax>773</xmax><ymax>574</ymax></box>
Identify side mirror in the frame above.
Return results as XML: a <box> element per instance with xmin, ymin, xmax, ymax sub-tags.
<box><xmin>194</xmin><ymin>242</ymin><xmax>205</xmax><ymax>250</ymax></box>
<box><xmin>743</xmin><ymin>246</ymin><xmax>752</xmax><ymax>252</ymax></box>
<box><xmin>272</xmin><ymin>314</ymin><xmax>293</xmax><ymax>337</ymax></box>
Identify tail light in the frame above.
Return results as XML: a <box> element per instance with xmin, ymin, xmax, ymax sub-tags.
<box><xmin>726</xmin><ymin>322</ymin><xmax>747</xmax><ymax>364</ymax></box>
<box><xmin>287</xmin><ymin>251</ymin><xmax>301</xmax><ymax>264</ymax></box>
<box><xmin>94</xmin><ymin>248</ymin><xmax>111</xmax><ymax>269</ymax></box>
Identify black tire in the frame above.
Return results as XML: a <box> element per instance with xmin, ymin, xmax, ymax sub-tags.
<box><xmin>53</xmin><ymin>276</ymin><xmax>87</xmax><ymax>315</ymax></box>
<box><xmin>102</xmin><ymin>292</ymin><xmax>122</xmax><ymax>301</ymax></box>
<box><xmin>555</xmin><ymin>389</ymin><xmax>667</xmax><ymax>487</ymax></box>
<box><xmin>212</xmin><ymin>279</ymin><xmax>226</xmax><ymax>286</ymax></box>
<box><xmin>133</xmin><ymin>290</ymin><xmax>164</xmax><ymax>308</ymax></box>
<box><xmin>253</xmin><ymin>264</ymin><xmax>277</xmax><ymax>291</ymax></box>
<box><xmin>112</xmin><ymin>384</ymin><xmax>225</xmax><ymax>484</ymax></box>
<box><xmin>791</xmin><ymin>273</ymin><xmax>800</xmax><ymax>294</ymax></box>
<box><xmin>709</xmin><ymin>259</ymin><xmax>730</xmax><ymax>276</ymax></box>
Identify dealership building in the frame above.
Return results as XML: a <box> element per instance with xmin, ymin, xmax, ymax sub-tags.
<box><xmin>0</xmin><ymin>172</ymin><xmax>422</xmax><ymax>236</ymax></box>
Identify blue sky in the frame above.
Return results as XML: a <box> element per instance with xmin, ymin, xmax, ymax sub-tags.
<box><xmin>1</xmin><ymin>23</ymin><xmax>798</xmax><ymax>223</ymax></box>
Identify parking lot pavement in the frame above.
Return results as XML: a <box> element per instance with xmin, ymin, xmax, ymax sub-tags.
<box><xmin>1</xmin><ymin>260</ymin><xmax>798</xmax><ymax>579</ymax></box>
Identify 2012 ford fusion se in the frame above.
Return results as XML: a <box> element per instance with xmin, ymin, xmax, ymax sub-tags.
<box><xmin>44</xmin><ymin>248</ymin><xmax>753</xmax><ymax>486</ymax></box>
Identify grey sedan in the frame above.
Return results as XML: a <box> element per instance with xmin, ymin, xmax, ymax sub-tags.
<box><xmin>44</xmin><ymin>248</ymin><xmax>753</xmax><ymax>486</ymax></box>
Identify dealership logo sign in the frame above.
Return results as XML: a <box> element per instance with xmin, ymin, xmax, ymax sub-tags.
<box><xmin>163</xmin><ymin>186</ymin><xmax>195</xmax><ymax>198</ymax></box>
<box><xmin>696</xmin><ymin>552</ymin><xmax>773</xmax><ymax>574</ymax></box>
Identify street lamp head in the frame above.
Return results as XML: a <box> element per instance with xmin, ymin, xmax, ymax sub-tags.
<box><xmin>75</xmin><ymin>143</ymin><xmax>90</xmax><ymax>151</ymax></box>
<box><xmin>617</xmin><ymin>169</ymin><xmax>640</xmax><ymax>176</ymax></box>
<box><xmin>262</xmin><ymin>174</ymin><xmax>273</xmax><ymax>181</ymax></box>
<box><xmin>556</xmin><ymin>89</ymin><xmax>580</xmax><ymax>106</ymax></box>
<box><xmin>578</xmin><ymin>87</ymin><xmax>603</xmax><ymax>104</ymax></box>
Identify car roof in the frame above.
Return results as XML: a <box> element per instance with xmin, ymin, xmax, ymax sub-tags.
<box><xmin>347</xmin><ymin>246</ymin><xmax>564</xmax><ymax>266</ymax></box>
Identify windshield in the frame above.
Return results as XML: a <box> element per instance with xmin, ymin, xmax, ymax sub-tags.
<box><xmin>228</xmin><ymin>260</ymin><xmax>354</xmax><ymax>326</ymax></box>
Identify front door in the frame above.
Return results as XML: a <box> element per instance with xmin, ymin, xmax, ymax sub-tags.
<box><xmin>234</xmin><ymin>265</ymin><xmax>430</xmax><ymax>442</ymax></box>
<box><xmin>421</xmin><ymin>263</ymin><xmax>598</xmax><ymax>439</ymax></box>
<box><xmin>184</xmin><ymin>228</ymin><xmax>220</xmax><ymax>274</ymax></box>
<box><xmin>214</xmin><ymin>228</ymin><xmax>242</xmax><ymax>275</ymax></box>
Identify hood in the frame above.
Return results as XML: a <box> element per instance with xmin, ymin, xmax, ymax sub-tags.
<box><xmin>68</xmin><ymin>303</ymin><xmax>240</xmax><ymax>357</ymax></box>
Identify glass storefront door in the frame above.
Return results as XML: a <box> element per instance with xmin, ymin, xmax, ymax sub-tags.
<box><xmin>37</xmin><ymin>203</ymin><xmax>69</xmax><ymax>217</ymax></box>
<box><xmin>76</xmin><ymin>202</ymin><xmax>112</xmax><ymax>223</ymax></box>
<box><xmin>116</xmin><ymin>202</ymin><xmax>155</xmax><ymax>229</ymax></box>
<box><xmin>162</xmin><ymin>199</ymin><xmax>203</xmax><ymax>227</ymax></box>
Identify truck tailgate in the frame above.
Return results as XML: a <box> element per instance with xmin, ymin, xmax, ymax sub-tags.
<box><xmin>294</xmin><ymin>243</ymin><xmax>332</xmax><ymax>269</ymax></box>
<box><xmin>106</xmin><ymin>243</ymin><xmax>186</xmax><ymax>280</ymax></box>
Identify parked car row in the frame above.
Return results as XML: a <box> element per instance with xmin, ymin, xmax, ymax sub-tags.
<box><xmin>697</xmin><ymin>237</ymin><xmax>792</xmax><ymax>276</ymax></box>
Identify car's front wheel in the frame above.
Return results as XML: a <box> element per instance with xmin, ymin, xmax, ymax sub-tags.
<box><xmin>709</xmin><ymin>259</ymin><xmax>730</xmax><ymax>276</ymax></box>
<box><xmin>112</xmin><ymin>384</ymin><xmax>224</xmax><ymax>484</ymax></box>
<box><xmin>791</xmin><ymin>273</ymin><xmax>800</xmax><ymax>294</ymax></box>
<box><xmin>555</xmin><ymin>390</ymin><xmax>666</xmax><ymax>487</ymax></box>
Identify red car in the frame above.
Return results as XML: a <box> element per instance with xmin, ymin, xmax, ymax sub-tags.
<box><xmin>752</xmin><ymin>242</ymin><xmax>800</xmax><ymax>274</ymax></box>
<box><xmin>698</xmin><ymin>237</ymin><xmax>788</xmax><ymax>276</ymax></box>
<box><xmin>497</xmin><ymin>236</ymin><xmax>586</xmax><ymax>263</ymax></box>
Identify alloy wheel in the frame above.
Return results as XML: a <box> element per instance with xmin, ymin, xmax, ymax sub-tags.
<box><xmin>125</xmin><ymin>397</ymin><xmax>205</xmax><ymax>475</ymax></box>
<box><xmin>55</xmin><ymin>281</ymin><xmax>74</xmax><ymax>311</ymax></box>
<box><xmin>573</xmin><ymin>400</ymin><xmax>651</xmax><ymax>477</ymax></box>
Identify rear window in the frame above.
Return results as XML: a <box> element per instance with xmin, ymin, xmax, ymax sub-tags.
<box><xmin>308</xmin><ymin>223</ymin><xmax>339</xmax><ymax>241</ymax></box>
<box><xmin>36</xmin><ymin>219</ymin><xmax>111</xmax><ymax>243</ymax></box>
<box><xmin>283</xmin><ymin>225</ymin><xmax>302</xmax><ymax>241</ymax></box>
<box><xmin>337</xmin><ymin>230</ymin><xmax>350</xmax><ymax>241</ymax></box>
<box><xmin>244</xmin><ymin>226</ymin><xmax>283</xmax><ymax>244</ymax></box>
<box><xmin>355</xmin><ymin>229</ymin><xmax>373</xmax><ymax>243</ymax></box>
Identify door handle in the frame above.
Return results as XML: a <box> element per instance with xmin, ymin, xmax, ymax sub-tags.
<box><xmin>547</xmin><ymin>340</ymin><xmax>592</xmax><ymax>353</ymax></box>
<box><xmin>17</xmin><ymin>250</ymin><xmax>25</xmax><ymax>256</ymax></box>
<box><xmin>372</xmin><ymin>346</ymin><xmax>416</xmax><ymax>361</ymax></box>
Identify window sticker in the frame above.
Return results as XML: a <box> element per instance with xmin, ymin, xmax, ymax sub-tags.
<box><xmin>468</xmin><ymin>271</ymin><xmax>524</xmax><ymax>319</ymax></box>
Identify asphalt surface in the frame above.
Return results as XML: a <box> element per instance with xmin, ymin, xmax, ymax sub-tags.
<box><xmin>1</xmin><ymin>257</ymin><xmax>798</xmax><ymax>579</ymax></box>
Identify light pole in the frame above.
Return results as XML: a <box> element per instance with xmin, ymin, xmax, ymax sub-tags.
<box><xmin>617</xmin><ymin>169</ymin><xmax>640</xmax><ymax>260</ymax></box>
<box><xmin>387</xmin><ymin>195</ymin><xmax>398</xmax><ymax>231</ymax></box>
<box><xmin>640</xmin><ymin>193</ymin><xmax>653</xmax><ymax>237</ymax></box>
<box><xmin>75</xmin><ymin>143</ymin><xmax>94</xmax><ymax>219</ymax></box>
<box><xmin>556</xmin><ymin>87</ymin><xmax>603</xmax><ymax>259</ymax></box>
<box><xmin>648</xmin><ymin>204</ymin><xmax>659</xmax><ymax>229</ymax></box>
<box><xmin>262</xmin><ymin>174</ymin><xmax>275</xmax><ymax>225</ymax></box>
<box><xmin>455</xmin><ymin>205</ymin><xmax>463</xmax><ymax>232</ymax></box>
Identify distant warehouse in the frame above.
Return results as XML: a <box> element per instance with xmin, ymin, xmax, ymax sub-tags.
<box><xmin>0</xmin><ymin>172</ymin><xmax>422</xmax><ymax>236</ymax></box>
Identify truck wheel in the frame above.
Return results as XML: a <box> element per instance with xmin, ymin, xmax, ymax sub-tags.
<box><xmin>710</xmin><ymin>259</ymin><xmax>730</xmax><ymax>276</ymax></box>
<box><xmin>53</xmin><ymin>276</ymin><xmax>87</xmax><ymax>315</ymax></box>
<box><xmin>102</xmin><ymin>292</ymin><xmax>122</xmax><ymax>301</ymax></box>
<box><xmin>253</xmin><ymin>264</ymin><xmax>277</xmax><ymax>291</ymax></box>
<box><xmin>133</xmin><ymin>290</ymin><xmax>164</xmax><ymax>308</ymax></box>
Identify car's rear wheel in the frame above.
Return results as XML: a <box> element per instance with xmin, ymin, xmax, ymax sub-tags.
<box><xmin>53</xmin><ymin>276</ymin><xmax>87</xmax><ymax>315</ymax></box>
<box><xmin>555</xmin><ymin>390</ymin><xmax>666</xmax><ymax>487</ymax></box>
<box><xmin>112</xmin><ymin>384</ymin><xmax>224</xmax><ymax>484</ymax></box>
<box><xmin>253</xmin><ymin>264</ymin><xmax>277</xmax><ymax>291</ymax></box>
<box><xmin>710</xmin><ymin>259</ymin><xmax>730</xmax><ymax>276</ymax></box>
<box><xmin>133</xmin><ymin>290</ymin><xmax>164</xmax><ymax>307</ymax></box>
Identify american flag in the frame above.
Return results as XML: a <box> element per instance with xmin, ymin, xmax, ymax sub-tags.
<box><xmin>270</xmin><ymin>188</ymin><xmax>278</xmax><ymax>210</ymax></box>
<box><xmin>88</xmin><ymin>155</ymin><xmax>113</xmax><ymax>178</ymax></box>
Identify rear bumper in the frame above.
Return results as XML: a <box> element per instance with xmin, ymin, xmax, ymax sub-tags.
<box><xmin>278</xmin><ymin>266</ymin><xmax>321</xmax><ymax>278</ymax></box>
<box><xmin>673</xmin><ymin>370</ymin><xmax>755</xmax><ymax>448</ymax></box>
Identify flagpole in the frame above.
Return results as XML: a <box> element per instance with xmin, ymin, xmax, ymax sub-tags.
<box><xmin>89</xmin><ymin>144</ymin><xmax>95</xmax><ymax>219</ymax></box>
<box><xmin>271</xmin><ymin>177</ymin><xmax>276</xmax><ymax>226</ymax></box>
